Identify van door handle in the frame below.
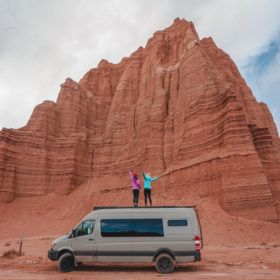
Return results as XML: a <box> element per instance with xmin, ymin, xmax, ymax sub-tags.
<box><xmin>88</xmin><ymin>237</ymin><xmax>95</xmax><ymax>241</ymax></box>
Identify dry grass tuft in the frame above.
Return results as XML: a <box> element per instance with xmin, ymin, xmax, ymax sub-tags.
<box><xmin>2</xmin><ymin>249</ymin><xmax>23</xmax><ymax>258</ymax></box>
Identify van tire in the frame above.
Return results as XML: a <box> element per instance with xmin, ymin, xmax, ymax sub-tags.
<box><xmin>58</xmin><ymin>252</ymin><xmax>75</xmax><ymax>273</ymax></box>
<box><xmin>155</xmin><ymin>253</ymin><xmax>175</xmax><ymax>274</ymax></box>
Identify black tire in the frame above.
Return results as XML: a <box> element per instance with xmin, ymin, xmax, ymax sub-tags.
<box><xmin>155</xmin><ymin>253</ymin><xmax>175</xmax><ymax>274</ymax></box>
<box><xmin>58</xmin><ymin>252</ymin><xmax>75</xmax><ymax>273</ymax></box>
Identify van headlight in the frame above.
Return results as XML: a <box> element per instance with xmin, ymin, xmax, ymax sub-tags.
<box><xmin>52</xmin><ymin>241</ymin><xmax>57</xmax><ymax>247</ymax></box>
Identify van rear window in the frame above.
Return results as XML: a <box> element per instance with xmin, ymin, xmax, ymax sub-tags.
<box><xmin>168</xmin><ymin>219</ymin><xmax>188</xmax><ymax>227</ymax></box>
<box><xmin>101</xmin><ymin>219</ymin><xmax>164</xmax><ymax>237</ymax></box>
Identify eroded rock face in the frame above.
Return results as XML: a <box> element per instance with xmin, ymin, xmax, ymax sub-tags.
<box><xmin>0</xmin><ymin>18</ymin><xmax>279</xmax><ymax>221</ymax></box>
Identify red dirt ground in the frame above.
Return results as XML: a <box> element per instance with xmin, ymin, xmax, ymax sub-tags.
<box><xmin>0</xmin><ymin>236</ymin><xmax>280</xmax><ymax>280</ymax></box>
<box><xmin>0</xmin><ymin>192</ymin><xmax>280</xmax><ymax>279</ymax></box>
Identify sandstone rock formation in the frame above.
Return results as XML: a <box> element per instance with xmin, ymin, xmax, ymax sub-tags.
<box><xmin>0</xmin><ymin>18</ymin><xmax>279</xmax><ymax>222</ymax></box>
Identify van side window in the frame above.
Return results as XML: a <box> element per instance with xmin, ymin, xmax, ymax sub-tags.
<box><xmin>132</xmin><ymin>219</ymin><xmax>164</xmax><ymax>237</ymax></box>
<box><xmin>168</xmin><ymin>220</ymin><xmax>188</xmax><ymax>227</ymax></box>
<box><xmin>76</xmin><ymin>220</ymin><xmax>95</xmax><ymax>236</ymax></box>
<box><xmin>101</xmin><ymin>219</ymin><xmax>164</xmax><ymax>237</ymax></box>
<box><xmin>101</xmin><ymin>219</ymin><xmax>130</xmax><ymax>237</ymax></box>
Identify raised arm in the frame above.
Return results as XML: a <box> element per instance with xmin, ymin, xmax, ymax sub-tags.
<box><xmin>142</xmin><ymin>171</ymin><xmax>147</xmax><ymax>180</ymax></box>
<box><xmin>128</xmin><ymin>171</ymin><xmax>133</xmax><ymax>180</ymax></box>
<box><xmin>151</xmin><ymin>176</ymin><xmax>159</xmax><ymax>181</ymax></box>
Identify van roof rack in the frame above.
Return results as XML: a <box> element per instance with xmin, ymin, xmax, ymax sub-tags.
<box><xmin>93</xmin><ymin>206</ymin><xmax>195</xmax><ymax>210</ymax></box>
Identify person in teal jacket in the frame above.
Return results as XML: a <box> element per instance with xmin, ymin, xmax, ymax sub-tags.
<box><xmin>142</xmin><ymin>172</ymin><xmax>160</xmax><ymax>206</ymax></box>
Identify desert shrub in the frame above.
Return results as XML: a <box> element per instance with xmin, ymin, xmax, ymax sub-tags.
<box><xmin>2</xmin><ymin>249</ymin><xmax>22</xmax><ymax>258</ymax></box>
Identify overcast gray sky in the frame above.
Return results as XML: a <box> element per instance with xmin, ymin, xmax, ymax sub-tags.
<box><xmin>0</xmin><ymin>0</ymin><xmax>279</xmax><ymax>132</ymax></box>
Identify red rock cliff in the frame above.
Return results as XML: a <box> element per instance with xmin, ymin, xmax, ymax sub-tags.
<box><xmin>0</xmin><ymin>18</ymin><xmax>279</xmax><ymax>222</ymax></box>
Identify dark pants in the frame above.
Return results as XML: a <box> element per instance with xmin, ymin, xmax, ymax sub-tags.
<box><xmin>144</xmin><ymin>189</ymin><xmax>152</xmax><ymax>206</ymax></box>
<box><xmin>133</xmin><ymin>189</ymin><xmax>139</xmax><ymax>205</ymax></box>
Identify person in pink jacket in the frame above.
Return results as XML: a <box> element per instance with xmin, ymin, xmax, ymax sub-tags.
<box><xmin>129</xmin><ymin>171</ymin><xmax>141</xmax><ymax>207</ymax></box>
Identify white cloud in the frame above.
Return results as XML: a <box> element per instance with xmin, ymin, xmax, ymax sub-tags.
<box><xmin>0</xmin><ymin>0</ymin><xmax>279</xmax><ymax>130</ymax></box>
<box><xmin>244</xmin><ymin>49</ymin><xmax>280</xmax><ymax>132</ymax></box>
<box><xmin>193</xmin><ymin>0</ymin><xmax>280</xmax><ymax>65</ymax></box>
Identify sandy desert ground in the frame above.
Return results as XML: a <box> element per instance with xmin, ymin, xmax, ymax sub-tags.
<box><xmin>0</xmin><ymin>235</ymin><xmax>280</xmax><ymax>280</ymax></box>
<box><xmin>1</xmin><ymin>193</ymin><xmax>280</xmax><ymax>279</ymax></box>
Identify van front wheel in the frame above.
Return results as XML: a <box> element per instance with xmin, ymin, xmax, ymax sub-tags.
<box><xmin>58</xmin><ymin>252</ymin><xmax>75</xmax><ymax>273</ymax></box>
<box><xmin>155</xmin><ymin>253</ymin><xmax>175</xmax><ymax>274</ymax></box>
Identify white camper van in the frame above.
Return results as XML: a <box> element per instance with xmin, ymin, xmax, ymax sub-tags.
<box><xmin>48</xmin><ymin>206</ymin><xmax>203</xmax><ymax>274</ymax></box>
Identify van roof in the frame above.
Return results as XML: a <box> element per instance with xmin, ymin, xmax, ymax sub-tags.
<box><xmin>82</xmin><ymin>206</ymin><xmax>197</xmax><ymax>221</ymax></box>
<box><xmin>91</xmin><ymin>206</ymin><xmax>196</xmax><ymax>215</ymax></box>
<box><xmin>93</xmin><ymin>206</ymin><xmax>195</xmax><ymax>210</ymax></box>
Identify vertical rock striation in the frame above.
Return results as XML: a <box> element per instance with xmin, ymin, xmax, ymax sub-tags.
<box><xmin>0</xmin><ymin>18</ymin><xmax>279</xmax><ymax>221</ymax></box>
